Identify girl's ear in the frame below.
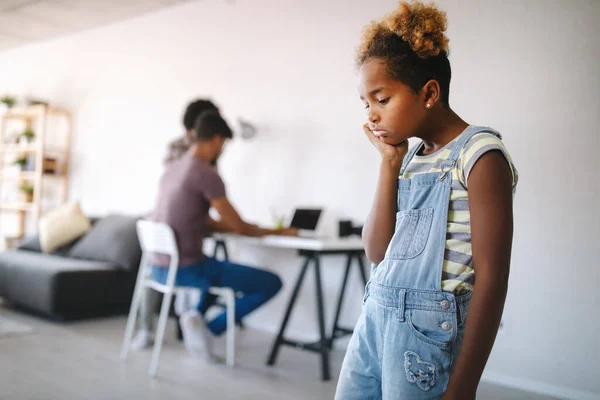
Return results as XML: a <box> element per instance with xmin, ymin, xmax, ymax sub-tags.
<box><xmin>422</xmin><ymin>80</ymin><xmax>441</xmax><ymax>109</ymax></box>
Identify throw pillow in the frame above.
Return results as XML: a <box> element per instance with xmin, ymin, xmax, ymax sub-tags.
<box><xmin>38</xmin><ymin>202</ymin><xmax>92</xmax><ymax>253</ymax></box>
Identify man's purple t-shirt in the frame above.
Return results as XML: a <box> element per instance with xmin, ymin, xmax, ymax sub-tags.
<box><xmin>150</xmin><ymin>153</ymin><xmax>225</xmax><ymax>267</ymax></box>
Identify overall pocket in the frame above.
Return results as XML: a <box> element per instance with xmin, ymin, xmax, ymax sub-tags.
<box><xmin>386</xmin><ymin>207</ymin><xmax>434</xmax><ymax>260</ymax></box>
<box><xmin>407</xmin><ymin>308</ymin><xmax>457</xmax><ymax>350</ymax></box>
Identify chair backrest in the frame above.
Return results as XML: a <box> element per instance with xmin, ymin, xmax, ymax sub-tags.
<box><xmin>136</xmin><ymin>220</ymin><xmax>178</xmax><ymax>258</ymax></box>
<box><xmin>136</xmin><ymin>220</ymin><xmax>180</xmax><ymax>290</ymax></box>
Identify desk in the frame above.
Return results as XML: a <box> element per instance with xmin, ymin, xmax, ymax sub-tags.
<box><xmin>212</xmin><ymin>234</ymin><xmax>367</xmax><ymax>381</ymax></box>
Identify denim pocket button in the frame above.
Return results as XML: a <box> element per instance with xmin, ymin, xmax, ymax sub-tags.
<box><xmin>440</xmin><ymin>300</ymin><xmax>450</xmax><ymax>310</ymax></box>
<box><xmin>441</xmin><ymin>321</ymin><xmax>452</xmax><ymax>331</ymax></box>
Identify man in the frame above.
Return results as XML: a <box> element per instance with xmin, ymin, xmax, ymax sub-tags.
<box><xmin>165</xmin><ymin>99</ymin><xmax>221</xmax><ymax>321</ymax></box>
<box><xmin>164</xmin><ymin>99</ymin><xmax>219</xmax><ymax>164</ymax></box>
<box><xmin>136</xmin><ymin>110</ymin><xmax>296</xmax><ymax>358</ymax></box>
<box><xmin>132</xmin><ymin>98</ymin><xmax>221</xmax><ymax>350</ymax></box>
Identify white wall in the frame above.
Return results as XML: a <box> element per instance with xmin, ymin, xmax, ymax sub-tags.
<box><xmin>0</xmin><ymin>0</ymin><xmax>598</xmax><ymax>397</ymax></box>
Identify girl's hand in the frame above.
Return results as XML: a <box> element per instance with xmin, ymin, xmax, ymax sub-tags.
<box><xmin>363</xmin><ymin>123</ymin><xmax>408</xmax><ymax>169</ymax></box>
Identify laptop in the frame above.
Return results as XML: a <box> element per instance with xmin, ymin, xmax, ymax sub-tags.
<box><xmin>288</xmin><ymin>208</ymin><xmax>324</xmax><ymax>238</ymax></box>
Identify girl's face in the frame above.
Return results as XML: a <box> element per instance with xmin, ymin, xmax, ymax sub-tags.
<box><xmin>358</xmin><ymin>58</ymin><xmax>427</xmax><ymax>145</ymax></box>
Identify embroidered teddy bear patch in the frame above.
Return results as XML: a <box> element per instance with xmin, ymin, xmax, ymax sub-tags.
<box><xmin>404</xmin><ymin>351</ymin><xmax>436</xmax><ymax>391</ymax></box>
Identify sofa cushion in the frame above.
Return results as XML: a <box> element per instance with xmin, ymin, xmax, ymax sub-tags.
<box><xmin>0</xmin><ymin>250</ymin><xmax>134</xmax><ymax>318</ymax></box>
<box><xmin>17</xmin><ymin>217</ymin><xmax>101</xmax><ymax>255</ymax></box>
<box><xmin>39</xmin><ymin>202</ymin><xmax>92</xmax><ymax>253</ymax></box>
<box><xmin>18</xmin><ymin>234</ymin><xmax>77</xmax><ymax>256</ymax></box>
<box><xmin>67</xmin><ymin>214</ymin><xmax>141</xmax><ymax>271</ymax></box>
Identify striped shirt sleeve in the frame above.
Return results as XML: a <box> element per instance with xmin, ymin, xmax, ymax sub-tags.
<box><xmin>458</xmin><ymin>133</ymin><xmax>518</xmax><ymax>189</ymax></box>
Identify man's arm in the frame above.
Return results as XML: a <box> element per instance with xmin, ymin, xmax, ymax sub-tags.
<box><xmin>442</xmin><ymin>150</ymin><xmax>514</xmax><ymax>399</ymax></box>
<box><xmin>206</xmin><ymin>217</ymin><xmax>231</xmax><ymax>233</ymax></box>
<box><xmin>210</xmin><ymin>196</ymin><xmax>296</xmax><ymax>237</ymax></box>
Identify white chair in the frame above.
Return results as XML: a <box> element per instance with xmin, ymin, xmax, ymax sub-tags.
<box><xmin>120</xmin><ymin>220</ymin><xmax>236</xmax><ymax>377</ymax></box>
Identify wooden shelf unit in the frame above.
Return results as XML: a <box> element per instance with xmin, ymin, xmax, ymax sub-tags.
<box><xmin>0</xmin><ymin>172</ymin><xmax>67</xmax><ymax>181</ymax></box>
<box><xmin>0</xmin><ymin>104</ymin><xmax>72</xmax><ymax>241</ymax></box>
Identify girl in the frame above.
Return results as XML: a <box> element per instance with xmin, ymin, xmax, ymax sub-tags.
<box><xmin>335</xmin><ymin>2</ymin><xmax>518</xmax><ymax>399</ymax></box>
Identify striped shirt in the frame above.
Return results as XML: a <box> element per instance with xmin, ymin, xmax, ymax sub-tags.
<box><xmin>402</xmin><ymin>132</ymin><xmax>518</xmax><ymax>293</ymax></box>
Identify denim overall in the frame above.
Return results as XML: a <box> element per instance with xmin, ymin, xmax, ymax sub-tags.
<box><xmin>336</xmin><ymin>126</ymin><xmax>501</xmax><ymax>399</ymax></box>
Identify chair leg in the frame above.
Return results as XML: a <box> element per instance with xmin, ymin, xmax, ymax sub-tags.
<box><xmin>226</xmin><ymin>290</ymin><xmax>235</xmax><ymax>367</ymax></box>
<box><xmin>149</xmin><ymin>290</ymin><xmax>174</xmax><ymax>377</ymax></box>
<box><xmin>176</xmin><ymin>319</ymin><xmax>184</xmax><ymax>341</ymax></box>
<box><xmin>120</xmin><ymin>257</ymin><xmax>149</xmax><ymax>360</ymax></box>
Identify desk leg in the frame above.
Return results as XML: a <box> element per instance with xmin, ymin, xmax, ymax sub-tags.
<box><xmin>329</xmin><ymin>253</ymin><xmax>353</xmax><ymax>349</ymax></box>
<box><xmin>329</xmin><ymin>252</ymin><xmax>369</xmax><ymax>348</ymax></box>
<box><xmin>357</xmin><ymin>253</ymin><xmax>368</xmax><ymax>286</ymax></box>
<box><xmin>313</xmin><ymin>255</ymin><xmax>331</xmax><ymax>381</ymax></box>
<box><xmin>267</xmin><ymin>255</ymin><xmax>311</xmax><ymax>366</ymax></box>
<box><xmin>213</xmin><ymin>239</ymin><xmax>229</xmax><ymax>261</ymax></box>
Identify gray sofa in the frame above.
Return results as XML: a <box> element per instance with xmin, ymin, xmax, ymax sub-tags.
<box><xmin>0</xmin><ymin>214</ymin><xmax>142</xmax><ymax>320</ymax></box>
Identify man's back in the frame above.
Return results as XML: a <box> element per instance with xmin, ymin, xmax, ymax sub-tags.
<box><xmin>151</xmin><ymin>153</ymin><xmax>225</xmax><ymax>267</ymax></box>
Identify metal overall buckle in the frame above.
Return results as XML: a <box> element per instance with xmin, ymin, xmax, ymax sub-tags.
<box><xmin>439</xmin><ymin>160</ymin><xmax>456</xmax><ymax>181</ymax></box>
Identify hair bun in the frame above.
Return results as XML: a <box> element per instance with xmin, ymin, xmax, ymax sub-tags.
<box><xmin>384</xmin><ymin>1</ymin><xmax>449</xmax><ymax>58</ymax></box>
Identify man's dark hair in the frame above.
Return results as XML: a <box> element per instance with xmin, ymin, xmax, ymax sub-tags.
<box><xmin>193</xmin><ymin>110</ymin><xmax>233</xmax><ymax>141</ymax></box>
<box><xmin>183</xmin><ymin>99</ymin><xmax>219</xmax><ymax>130</ymax></box>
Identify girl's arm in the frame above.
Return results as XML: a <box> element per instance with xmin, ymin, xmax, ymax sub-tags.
<box><xmin>442</xmin><ymin>150</ymin><xmax>514</xmax><ymax>399</ymax></box>
<box><xmin>360</xmin><ymin>124</ymin><xmax>408</xmax><ymax>264</ymax></box>
<box><xmin>362</xmin><ymin>160</ymin><xmax>402</xmax><ymax>264</ymax></box>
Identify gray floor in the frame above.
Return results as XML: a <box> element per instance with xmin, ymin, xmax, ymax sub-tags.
<box><xmin>0</xmin><ymin>306</ymin><xmax>562</xmax><ymax>400</ymax></box>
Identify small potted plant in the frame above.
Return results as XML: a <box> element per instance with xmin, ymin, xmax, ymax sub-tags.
<box><xmin>14</xmin><ymin>155</ymin><xmax>29</xmax><ymax>170</ymax></box>
<box><xmin>271</xmin><ymin>209</ymin><xmax>285</xmax><ymax>229</ymax></box>
<box><xmin>20</xmin><ymin>128</ymin><xmax>35</xmax><ymax>143</ymax></box>
<box><xmin>19</xmin><ymin>183</ymin><xmax>34</xmax><ymax>203</ymax></box>
<box><xmin>1</xmin><ymin>95</ymin><xmax>16</xmax><ymax>109</ymax></box>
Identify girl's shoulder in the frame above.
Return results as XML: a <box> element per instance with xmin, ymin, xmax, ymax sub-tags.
<box><xmin>457</xmin><ymin>131</ymin><xmax>518</xmax><ymax>189</ymax></box>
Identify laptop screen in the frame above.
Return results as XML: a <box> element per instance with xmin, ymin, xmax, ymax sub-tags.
<box><xmin>289</xmin><ymin>209</ymin><xmax>322</xmax><ymax>231</ymax></box>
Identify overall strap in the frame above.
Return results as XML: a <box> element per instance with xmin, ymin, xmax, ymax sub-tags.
<box><xmin>399</xmin><ymin>126</ymin><xmax>502</xmax><ymax>179</ymax></box>
<box><xmin>437</xmin><ymin>126</ymin><xmax>502</xmax><ymax>181</ymax></box>
<box><xmin>399</xmin><ymin>142</ymin><xmax>423</xmax><ymax>177</ymax></box>
<box><xmin>447</xmin><ymin>125</ymin><xmax>501</xmax><ymax>162</ymax></box>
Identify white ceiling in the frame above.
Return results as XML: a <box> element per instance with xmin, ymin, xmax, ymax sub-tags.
<box><xmin>0</xmin><ymin>0</ymin><xmax>194</xmax><ymax>51</ymax></box>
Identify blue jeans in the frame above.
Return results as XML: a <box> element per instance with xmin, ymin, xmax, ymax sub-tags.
<box><xmin>152</xmin><ymin>257</ymin><xmax>282</xmax><ymax>336</ymax></box>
